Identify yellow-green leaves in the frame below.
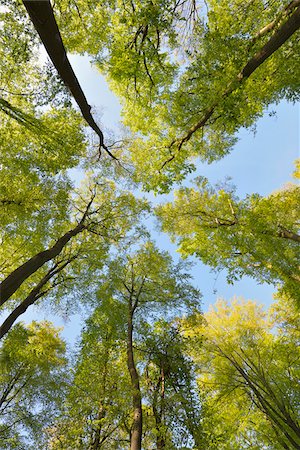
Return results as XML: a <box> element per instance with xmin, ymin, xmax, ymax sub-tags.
<box><xmin>184</xmin><ymin>298</ymin><xmax>300</xmax><ymax>449</ymax></box>
<box><xmin>53</xmin><ymin>0</ymin><xmax>300</xmax><ymax>190</ymax></box>
<box><xmin>0</xmin><ymin>321</ymin><xmax>67</xmax><ymax>447</ymax></box>
<box><xmin>157</xmin><ymin>177</ymin><xmax>300</xmax><ymax>300</ymax></box>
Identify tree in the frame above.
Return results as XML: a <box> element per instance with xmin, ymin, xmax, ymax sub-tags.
<box><xmin>53</xmin><ymin>0</ymin><xmax>300</xmax><ymax>190</ymax></box>
<box><xmin>0</xmin><ymin>321</ymin><xmax>67</xmax><ymax>449</ymax></box>
<box><xmin>47</xmin><ymin>300</ymin><xmax>132</xmax><ymax>449</ymax></box>
<box><xmin>184</xmin><ymin>298</ymin><xmax>300</xmax><ymax>449</ymax></box>
<box><xmin>139</xmin><ymin>320</ymin><xmax>203</xmax><ymax>449</ymax></box>
<box><xmin>95</xmin><ymin>242</ymin><xmax>201</xmax><ymax>450</ymax></box>
<box><xmin>0</xmin><ymin>5</ymin><xmax>87</xmax><ymax>171</ymax></box>
<box><xmin>157</xmin><ymin>176</ymin><xmax>300</xmax><ymax>300</ymax></box>
<box><xmin>21</xmin><ymin>0</ymin><xmax>119</xmax><ymax>160</ymax></box>
<box><xmin>48</xmin><ymin>244</ymin><xmax>202</xmax><ymax>449</ymax></box>
<box><xmin>1</xmin><ymin>3</ymin><xmax>299</xmax><ymax>448</ymax></box>
<box><xmin>0</xmin><ymin>178</ymin><xmax>149</xmax><ymax>338</ymax></box>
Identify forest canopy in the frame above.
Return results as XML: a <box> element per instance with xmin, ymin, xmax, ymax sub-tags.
<box><xmin>0</xmin><ymin>0</ymin><xmax>299</xmax><ymax>449</ymax></box>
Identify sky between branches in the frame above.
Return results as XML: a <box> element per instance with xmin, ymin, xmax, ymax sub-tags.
<box><xmin>17</xmin><ymin>53</ymin><xmax>299</xmax><ymax>345</ymax></box>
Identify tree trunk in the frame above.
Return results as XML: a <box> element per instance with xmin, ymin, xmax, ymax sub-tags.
<box><xmin>91</xmin><ymin>406</ymin><xmax>105</xmax><ymax>450</ymax></box>
<box><xmin>153</xmin><ymin>368</ymin><xmax>166</xmax><ymax>450</ymax></box>
<box><xmin>22</xmin><ymin>0</ymin><xmax>119</xmax><ymax>160</ymax></box>
<box><xmin>0</xmin><ymin>222</ymin><xmax>85</xmax><ymax>306</ymax></box>
<box><xmin>228</xmin><ymin>354</ymin><xmax>300</xmax><ymax>449</ymax></box>
<box><xmin>278</xmin><ymin>226</ymin><xmax>300</xmax><ymax>243</ymax></box>
<box><xmin>127</xmin><ymin>308</ymin><xmax>143</xmax><ymax>450</ymax></box>
<box><xmin>239</xmin><ymin>4</ymin><xmax>300</xmax><ymax>80</ymax></box>
<box><xmin>0</xmin><ymin>259</ymin><xmax>73</xmax><ymax>340</ymax></box>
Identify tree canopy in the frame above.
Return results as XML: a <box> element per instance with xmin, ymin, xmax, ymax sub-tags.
<box><xmin>0</xmin><ymin>0</ymin><xmax>299</xmax><ymax>448</ymax></box>
<box><xmin>53</xmin><ymin>0</ymin><xmax>300</xmax><ymax>190</ymax></box>
<box><xmin>157</xmin><ymin>175</ymin><xmax>300</xmax><ymax>301</ymax></box>
<box><xmin>184</xmin><ymin>298</ymin><xmax>300</xmax><ymax>448</ymax></box>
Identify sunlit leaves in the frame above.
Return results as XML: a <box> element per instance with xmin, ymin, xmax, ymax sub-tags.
<box><xmin>0</xmin><ymin>321</ymin><xmax>67</xmax><ymax>449</ymax></box>
<box><xmin>157</xmin><ymin>177</ymin><xmax>300</xmax><ymax>299</ymax></box>
<box><xmin>184</xmin><ymin>298</ymin><xmax>300</xmax><ymax>448</ymax></box>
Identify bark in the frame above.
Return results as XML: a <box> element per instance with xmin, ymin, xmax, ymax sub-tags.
<box><xmin>153</xmin><ymin>368</ymin><xmax>166</xmax><ymax>450</ymax></box>
<box><xmin>169</xmin><ymin>4</ymin><xmax>300</xmax><ymax>159</ymax></box>
<box><xmin>0</xmin><ymin>221</ymin><xmax>85</xmax><ymax>307</ymax></box>
<box><xmin>0</xmin><ymin>369</ymin><xmax>24</xmax><ymax>409</ymax></box>
<box><xmin>0</xmin><ymin>259</ymin><xmax>73</xmax><ymax>340</ymax></box>
<box><xmin>252</xmin><ymin>0</ymin><xmax>300</xmax><ymax>42</ymax></box>
<box><xmin>22</xmin><ymin>1</ymin><xmax>116</xmax><ymax>159</ymax></box>
<box><xmin>91</xmin><ymin>406</ymin><xmax>106</xmax><ymax>450</ymax></box>
<box><xmin>0</xmin><ymin>97</ymin><xmax>41</xmax><ymax>130</ymax></box>
<box><xmin>239</xmin><ymin>5</ymin><xmax>300</xmax><ymax>80</ymax></box>
<box><xmin>127</xmin><ymin>307</ymin><xmax>143</xmax><ymax>450</ymax></box>
<box><xmin>278</xmin><ymin>226</ymin><xmax>300</xmax><ymax>243</ymax></box>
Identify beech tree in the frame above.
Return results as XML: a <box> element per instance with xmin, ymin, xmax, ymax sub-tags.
<box><xmin>157</xmin><ymin>176</ymin><xmax>300</xmax><ymax>300</ymax></box>
<box><xmin>184</xmin><ymin>298</ymin><xmax>300</xmax><ymax>449</ymax></box>
<box><xmin>48</xmin><ymin>244</ymin><xmax>202</xmax><ymax>450</ymax></box>
<box><xmin>0</xmin><ymin>321</ymin><xmax>67</xmax><ymax>449</ymax></box>
<box><xmin>0</xmin><ymin>2</ymin><xmax>299</xmax><ymax>448</ymax></box>
<box><xmin>0</xmin><ymin>178</ymin><xmax>148</xmax><ymax>338</ymax></box>
<box><xmin>94</xmin><ymin>243</ymin><xmax>201</xmax><ymax>450</ymax></box>
<box><xmin>51</xmin><ymin>0</ymin><xmax>300</xmax><ymax>190</ymax></box>
<box><xmin>47</xmin><ymin>301</ymin><xmax>131</xmax><ymax>449</ymax></box>
<box><xmin>139</xmin><ymin>321</ymin><xmax>203</xmax><ymax>449</ymax></box>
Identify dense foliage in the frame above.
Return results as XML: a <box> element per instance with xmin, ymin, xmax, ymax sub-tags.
<box><xmin>0</xmin><ymin>0</ymin><xmax>299</xmax><ymax>448</ymax></box>
<box><xmin>157</xmin><ymin>176</ymin><xmax>300</xmax><ymax>301</ymax></box>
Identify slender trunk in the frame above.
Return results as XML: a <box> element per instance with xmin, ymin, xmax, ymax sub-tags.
<box><xmin>227</xmin><ymin>354</ymin><xmax>300</xmax><ymax>449</ymax></box>
<box><xmin>0</xmin><ymin>259</ymin><xmax>73</xmax><ymax>340</ymax></box>
<box><xmin>0</xmin><ymin>369</ymin><xmax>24</xmax><ymax>409</ymax></box>
<box><xmin>91</xmin><ymin>406</ymin><xmax>105</xmax><ymax>450</ymax></box>
<box><xmin>0</xmin><ymin>222</ymin><xmax>85</xmax><ymax>306</ymax></box>
<box><xmin>155</xmin><ymin>367</ymin><xmax>166</xmax><ymax>450</ymax></box>
<box><xmin>126</xmin><ymin>307</ymin><xmax>142</xmax><ymax>450</ymax></box>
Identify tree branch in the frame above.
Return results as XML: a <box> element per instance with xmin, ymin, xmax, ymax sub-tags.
<box><xmin>0</xmin><ymin>199</ymin><xmax>93</xmax><ymax>306</ymax></box>
<box><xmin>0</xmin><ymin>257</ymin><xmax>76</xmax><ymax>339</ymax></box>
<box><xmin>162</xmin><ymin>4</ymin><xmax>300</xmax><ymax>168</ymax></box>
<box><xmin>22</xmin><ymin>0</ymin><xmax>118</xmax><ymax>160</ymax></box>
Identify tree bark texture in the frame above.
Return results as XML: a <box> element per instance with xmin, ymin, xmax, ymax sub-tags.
<box><xmin>0</xmin><ymin>259</ymin><xmax>72</xmax><ymax>340</ymax></box>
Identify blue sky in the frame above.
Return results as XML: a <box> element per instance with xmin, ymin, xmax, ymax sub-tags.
<box><xmin>14</xmin><ymin>54</ymin><xmax>299</xmax><ymax>344</ymax></box>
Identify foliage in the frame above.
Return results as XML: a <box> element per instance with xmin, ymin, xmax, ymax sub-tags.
<box><xmin>0</xmin><ymin>321</ymin><xmax>67</xmax><ymax>449</ymax></box>
<box><xmin>184</xmin><ymin>298</ymin><xmax>300</xmax><ymax>449</ymax></box>
<box><xmin>157</xmin><ymin>177</ymin><xmax>300</xmax><ymax>300</ymax></box>
<box><xmin>54</xmin><ymin>0</ymin><xmax>300</xmax><ymax>190</ymax></box>
<box><xmin>48</xmin><ymin>244</ymin><xmax>202</xmax><ymax>449</ymax></box>
<box><xmin>0</xmin><ymin>1</ymin><xmax>299</xmax><ymax>448</ymax></box>
<box><xmin>0</xmin><ymin>174</ymin><xmax>149</xmax><ymax>343</ymax></box>
<box><xmin>139</xmin><ymin>320</ymin><xmax>203</xmax><ymax>449</ymax></box>
<box><xmin>47</xmin><ymin>303</ymin><xmax>131</xmax><ymax>449</ymax></box>
<box><xmin>95</xmin><ymin>241</ymin><xmax>201</xmax><ymax>314</ymax></box>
